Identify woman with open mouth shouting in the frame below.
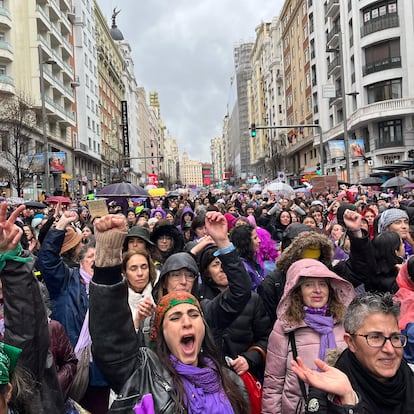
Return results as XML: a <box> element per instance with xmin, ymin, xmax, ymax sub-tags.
<box><xmin>89</xmin><ymin>211</ymin><xmax>251</xmax><ymax>413</ymax></box>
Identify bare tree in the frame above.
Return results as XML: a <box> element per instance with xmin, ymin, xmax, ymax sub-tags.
<box><xmin>0</xmin><ymin>93</ymin><xmax>41</xmax><ymax>197</ymax></box>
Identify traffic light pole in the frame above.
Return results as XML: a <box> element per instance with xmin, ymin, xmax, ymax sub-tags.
<box><xmin>249</xmin><ymin>124</ymin><xmax>324</xmax><ymax>175</ymax></box>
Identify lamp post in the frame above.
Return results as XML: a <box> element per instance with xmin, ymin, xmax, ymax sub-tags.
<box><xmin>327</xmin><ymin>32</ymin><xmax>351</xmax><ymax>182</ymax></box>
<box><xmin>38</xmin><ymin>44</ymin><xmax>56</xmax><ymax>196</ymax></box>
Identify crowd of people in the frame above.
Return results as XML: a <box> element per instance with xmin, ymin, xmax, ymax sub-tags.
<box><xmin>0</xmin><ymin>183</ymin><xmax>414</xmax><ymax>413</ymax></box>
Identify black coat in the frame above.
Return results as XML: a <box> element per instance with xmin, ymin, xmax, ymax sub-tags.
<box><xmin>199</xmin><ymin>282</ymin><xmax>271</xmax><ymax>379</ymax></box>
<box><xmin>2</xmin><ymin>252</ymin><xmax>65</xmax><ymax>413</ymax></box>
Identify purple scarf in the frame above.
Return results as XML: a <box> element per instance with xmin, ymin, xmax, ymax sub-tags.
<box><xmin>303</xmin><ymin>306</ymin><xmax>336</xmax><ymax>363</ymax></box>
<box><xmin>170</xmin><ymin>355</ymin><xmax>234</xmax><ymax>414</ymax></box>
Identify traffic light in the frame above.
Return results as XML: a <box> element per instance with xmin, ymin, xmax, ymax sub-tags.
<box><xmin>250</xmin><ymin>123</ymin><xmax>256</xmax><ymax>138</ymax></box>
<box><xmin>316</xmin><ymin>163</ymin><xmax>322</xmax><ymax>175</ymax></box>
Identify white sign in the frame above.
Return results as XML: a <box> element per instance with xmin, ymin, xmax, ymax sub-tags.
<box><xmin>322</xmin><ymin>84</ymin><xmax>336</xmax><ymax>98</ymax></box>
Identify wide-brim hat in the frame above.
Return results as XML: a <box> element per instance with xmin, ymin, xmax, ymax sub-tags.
<box><xmin>60</xmin><ymin>226</ymin><xmax>83</xmax><ymax>254</ymax></box>
<box><xmin>125</xmin><ymin>226</ymin><xmax>154</xmax><ymax>247</ymax></box>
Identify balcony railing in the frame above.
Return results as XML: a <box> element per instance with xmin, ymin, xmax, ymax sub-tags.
<box><xmin>363</xmin><ymin>56</ymin><xmax>401</xmax><ymax>76</ymax></box>
<box><xmin>375</xmin><ymin>138</ymin><xmax>404</xmax><ymax>149</ymax></box>
<box><xmin>361</xmin><ymin>14</ymin><xmax>399</xmax><ymax>37</ymax></box>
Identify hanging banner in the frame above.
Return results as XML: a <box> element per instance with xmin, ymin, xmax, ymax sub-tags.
<box><xmin>349</xmin><ymin>139</ymin><xmax>365</xmax><ymax>158</ymax></box>
<box><xmin>328</xmin><ymin>140</ymin><xmax>345</xmax><ymax>159</ymax></box>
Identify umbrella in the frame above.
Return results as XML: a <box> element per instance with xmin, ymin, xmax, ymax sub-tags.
<box><xmin>381</xmin><ymin>176</ymin><xmax>411</xmax><ymax>188</ymax></box>
<box><xmin>166</xmin><ymin>190</ymin><xmax>179</xmax><ymax>198</ymax></box>
<box><xmin>358</xmin><ymin>177</ymin><xmax>385</xmax><ymax>186</ymax></box>
<box><xmin>402</xmin><ymin>182</ymin><xmax>414</xmax><ymax>190</ymax></box>
<box><xmin>24</xmin><ymin>201</ymin><xmax>48</xmax><ymax>209</ymax></box>
<box><xmin>96</xmin><ymin>182</ymin><xmax>149</xmax><ymax>198</ymax></box>
<box><xmin>264</xmin><ymin>182</ymin><xmax>295</xmax><ymax>198</ymax></box>
<box><xmin>46</xmin><ymin>196</ymin><xmax>72</xmax><ymax>204</ymax></box>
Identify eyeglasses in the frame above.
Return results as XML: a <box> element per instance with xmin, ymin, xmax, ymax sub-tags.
<box><xmin>168</xmin><ymin>270</ymin><xmax>196</xmax><ymax>281</ymax></box>
<box><xmin>353</xmin><ymin>333</ymin><xmax>407</xmax><ymax>348</ymax></box>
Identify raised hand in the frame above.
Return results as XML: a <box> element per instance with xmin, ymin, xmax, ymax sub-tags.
<box><xmin>342</xmin><ymin>209</ymin><xmax>362</xmax><ymax>235</ymax></box>
<box><xmin>0</xmin><ymin>203</ymin><xmax>25</xmax><ymax>253</ymax></box>
<box><xmin>205</xmin><ymin>212</ymin><xmax>230</xmax><ymax>249</ymax></box>
<box><xmin>55</xmin><ymin>210</ymin><xmax>79</xmax><ymax>231</ymax></box>
<box><xmin>291</xmin><ymin>357</ymin><xmax>356</xmax><ymax>405</ymax></box>
<box><xmin>94</xmin><ymin>214</ymin><xmax>128</xmax><ymax>234</ymax></box>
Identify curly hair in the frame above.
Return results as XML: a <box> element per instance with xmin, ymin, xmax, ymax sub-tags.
<box><xmin>155</xmin><ymin>319</ymin><xmax>249</xmax><ymax>414</ymax></box>
<box><xmin>284</xmin><ymin>280</ymin><xmax>345</xmax><ymax>325</ymax></box>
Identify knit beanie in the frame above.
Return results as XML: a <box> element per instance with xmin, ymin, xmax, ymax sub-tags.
<box><xmin>150</xmin><ymin>291</ymin><xmax>202</xmax><ymax>344</ymax></box>
<box><xmin>378</xmin><ymin>208</ymin><xmax>409</xmax><ymax>233</ymax></box>
<box><xmin>223</xmin><ymin>213</ymin><xmax>237</xmax><ymax>231</ymax></box>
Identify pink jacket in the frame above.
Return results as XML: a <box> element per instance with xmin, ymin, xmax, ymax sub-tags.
<box><xmin>262</xmin><ymin>259</ymin><xmax>355</xmax><ymax>414</ymax></box>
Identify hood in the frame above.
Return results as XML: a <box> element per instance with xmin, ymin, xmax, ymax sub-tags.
<box><xmin>277</xmin><ymin>231</ymin><xmax>334</xmax><ymax>274</ymax></box>
<box><xmin>395</xmin><ymin>259</ymin><xmax>414</xmax><ymax>330</ymax></box>
<box><xmin>159</xmin><ymin>252</ymin><xmax>198</xmax><ymax>280</ymax></box>
<box><xmin>277</xmin><ymin>258</ymin><xmax>355</xmax><ymax>324</ymax></box>
<box><xmin>179</xmin><ymin>206</ymin><xmax>194</xmax><ymax>227</ymax></box>
<box><xmin>150</xmin><ymin>208</ymin><xmax>166</xmax><ymax>219</ymax></box>
<box><xmin>153</xmin><ymin>252</ymin><xmax>199</xmax><ymax>303</ymax></box>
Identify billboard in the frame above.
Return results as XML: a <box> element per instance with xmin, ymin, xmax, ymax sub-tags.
<box><xmin>349</xmin><ymin>139</ymin><xmax>365</xmax><ymax>158</ymax></box>
<box><xmin>328</xmin><ymin>140</ymin><xmax>345</xmax><ymax>159</ymax></box>
<box><xmin>27</xmin><ymin>152</ymin><xmax>66</xmax><ymax>173</ymax></box>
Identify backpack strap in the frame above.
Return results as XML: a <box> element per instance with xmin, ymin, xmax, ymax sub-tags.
<box><xmin>141</xmin><ymin>316</ymin><xmax>152</xmax><ymax>347</ymax></box>
<box><xmin>288</xmin><ymin>331</ymin><xmax>308</xmax><ymax>400</ymax></box>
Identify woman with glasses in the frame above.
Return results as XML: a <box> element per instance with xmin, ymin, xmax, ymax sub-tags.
<box><xmin>262</xmin><ymin>259</ymin><xmax>355</xmax><ymax>414</ymax></box>
<box><xmin>291</xmin><ymin>292</ymin><xmax>413</xmax><ymax>413</ymax></box>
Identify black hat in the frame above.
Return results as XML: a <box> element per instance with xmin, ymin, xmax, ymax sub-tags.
<box><xmin>150</xmin><ymin>222</ymin><xmax>184</xmax><ymax>251</ymax></box>
<box><xmin>124</xmin><ymin>226</ymin><xmax>154</xmax><ymax>248</ymax></box>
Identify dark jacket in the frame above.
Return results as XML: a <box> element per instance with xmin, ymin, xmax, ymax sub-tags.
<box><xmin>37</xmin><ymin>228</ymin><xmax>88</xmax><ymax>347</ymax></box>
<box><xmin>49</xmin><ymin>319</ymin><xmax>78</xmax><ymax>399</ymax></box>
<box><xmin>199</xmin><ymin>281</ymin><xmax>270</xmax><ymax>380</ymax></box>
<box><xmin>258</xmin><ymin>230</ymin><xmax>374</xmax><ymax>324</ymax></box>
<box><xmin>2</xmin><ymin>251</ymin><xmax>65</xmax><ymax>413</ymax></box>
<box><xmin>306</xmin><ymin>349</ymin><xmax>414</xmax><ymax>413</ymax></box>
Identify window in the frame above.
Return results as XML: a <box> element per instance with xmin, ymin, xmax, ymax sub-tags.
<box><xmin>0</xmin><ymin>64</ymin><xmax>6</xmax><ymax>75</ymax></box>
<box><xmin>368</xmin><ymin>79</ymin><xmax>402</xmax><ymax>103</ymax></box>
<box><xmin>378</xmin><ymin>119</ymin><xmax>402</xmax><ymax>146</ymax></box>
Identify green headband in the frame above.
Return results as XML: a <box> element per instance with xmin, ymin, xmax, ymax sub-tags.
<box><xmin>0</xmin><ymin>343</ymin><xmax>22</xmax><ymax>385</ymax></box>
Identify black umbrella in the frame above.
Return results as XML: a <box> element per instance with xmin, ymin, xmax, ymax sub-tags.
<box><xmin>381</xmin><ymin>176</ymin><xmax>411</xmax><ymax>188</ymax></box>
<box><xmin>24</xmin><ymin>201</ymin><xmax>48</xmax><ymax>209</ymax></box>
<box><xmin>96</xmin><ymin>182</ymin><xmax>149</xmax><ymax>198</ymax></box>
<box><xmin>358</xmin><ymin>177</ymin><xmax>385</xmax><ymax>186</ymax></box>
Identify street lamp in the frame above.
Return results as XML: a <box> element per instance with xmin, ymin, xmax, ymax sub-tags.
<box><xmin>38</xmin><ymin>44</ymin><xmax>56</xmax><ymax>196</ymax></box>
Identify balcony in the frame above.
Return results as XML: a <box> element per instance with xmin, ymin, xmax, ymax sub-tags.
<box><xmin>327</xmin><ymin>55</ymin><xmax>341</xmax><ymax>76</ymax></box>
<box><xmin>363</xmin><ymin>56</ymin><xmax>401</xmax><ymax>76</ymax></box>
<box><xmin>361</xmin><ymin>14</ymin><xmax>399</xmax><ymax>37</ymax></box>
<box><xmin>0</xmin><ymin>74</ymin><xmax>14</xmax><ymax>94</ymax></box>
<box><xmin>326</xmin><ymin>26</ymin><xmax>340</xmax><ymax>49</ymax></box>
<box><xmin>375</xmin><ymin>138</ymin><xmax>404</xmax><ymax>150</ymax></box>
<box><xmin>348</xmin><ymin>98</ymin><xmax>414</xmax><ymax>129</ymax></box>
<box><xmin>0</xmin><ymin>41</ymin><xmax>13</xmax><ymax>61</ymax></box>
<box><xmin>0</xmin><ymin>7</ymin><xmax>11</xmax><ymax>29</ymax></box>
<box><xmin>326</xmin><ymin>0</ymin><xmax>339</xmax><ymax>18</ymax></box>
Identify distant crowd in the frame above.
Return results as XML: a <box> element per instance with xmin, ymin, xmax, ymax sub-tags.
<box><xmin>0</xmin><ymin>183</ymin><xmax>414</xmax><ymax>413</ymax></box>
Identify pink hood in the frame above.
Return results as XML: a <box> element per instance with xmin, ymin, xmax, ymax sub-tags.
<box><xmin>395</xmin><ymin>262</ymin><xmax>414</xmax><ymax>330</ymax></box>
<box><xmin>277</xmin><ymin>258</ymin><xmax>355</xmax><ymax>327</ymax></box>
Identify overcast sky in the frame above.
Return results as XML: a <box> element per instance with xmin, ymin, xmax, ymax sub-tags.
<box><xmin>99</xmin><ymin>1</ymin><xmax>284</xmax><ymax>162</ymax></box>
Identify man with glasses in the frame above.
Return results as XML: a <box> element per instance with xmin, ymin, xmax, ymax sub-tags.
<box><xmin>291</xmin><ymin>292</ymin><xmax>414</xmax><ymax>413</ymax></box>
